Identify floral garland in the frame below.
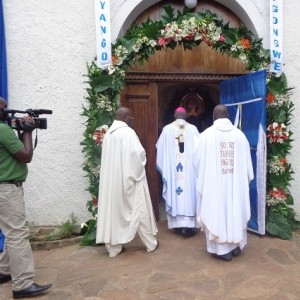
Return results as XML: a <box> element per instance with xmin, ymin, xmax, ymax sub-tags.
<box><xmin>80</xmin><ymin>6</ymin><xmax>298</xmax><ymax>245</ymax></box>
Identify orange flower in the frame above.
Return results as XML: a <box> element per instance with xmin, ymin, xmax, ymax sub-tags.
<box><xmin>112</xmin><ymin>55</ymin><xmax>118</xmax><ymax>65</ymax></box>
<box><xmin>240</xmin><ymin>38</ymin><xmax>251</xmax><ymax>50</ymax></box>
<box><xmin>279</xmin><ymin>157</ymin><xmax>287</xmax><ymax>165</ymax></box>
<box><xmin>266</xmin><ymin>92</ymin><xmax>276</xmax><ymax>104</ymax></box>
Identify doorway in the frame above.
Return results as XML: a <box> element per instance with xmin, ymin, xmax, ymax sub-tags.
<box><xmin>122</xmin><ymin>74</ymin><xmax>242</xmax><ymax>219</ymax></box>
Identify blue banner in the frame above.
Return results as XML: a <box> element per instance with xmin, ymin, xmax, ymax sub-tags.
<box><xmin>220</xmin><ymin>70</ymin><xmax>267</xmax><ymax>235</ymax></box>
<box><xmin>0</xmin><ymin>0</ymin><xmax>7</xmax><ymax>100</ymax></box>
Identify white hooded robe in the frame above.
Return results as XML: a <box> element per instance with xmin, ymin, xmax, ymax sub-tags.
<box><xmin>96</xmin><ymin>120</ymin><xmax>158</xmax><ymax>245</ymax></box>
<box><xmin>193</xmin><ymin>118</ymin><xmax>254</xmax><ymax>254</ymax></box>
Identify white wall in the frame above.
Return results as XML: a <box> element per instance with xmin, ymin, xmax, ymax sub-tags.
<box><xmin>283</xmin><ymin>0</ymin><xmax>300</xmax><ymax>216</ymax></box>
<box><xmin>3</xmin><ymin>0</ymin><xmax>95</xmax><ymax>225</ymax></box>
<box><xmin>3</xmin><ymin>0</ymin><xmax>300</xmax><ymax>225</ymax></box>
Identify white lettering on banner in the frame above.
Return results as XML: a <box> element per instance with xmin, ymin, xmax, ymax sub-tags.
<box><xmin>270</xmin><ymin>0</ymin><xmax>283</xmax><ymax>74</ymax></box>
<box><xmin>95</xmin><ymin>0</ymin><xmax>112</xmax><ymax>68</ymax></box>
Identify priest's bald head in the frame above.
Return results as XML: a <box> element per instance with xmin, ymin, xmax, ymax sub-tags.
<box><xmin>116</xmin><ymin>106</ymin><xmax>135</xmax><ymax>128</ymax></box>
<box><xmin>213</xmin><ymin>104</ymin><xmax>229</xmax><ymax>121</ymax></box>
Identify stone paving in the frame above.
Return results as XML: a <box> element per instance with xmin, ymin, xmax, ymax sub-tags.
<box><xmin>1</xmin><ymin>221</ymin><xmax>300</xmax><ymax>300</ymax></box>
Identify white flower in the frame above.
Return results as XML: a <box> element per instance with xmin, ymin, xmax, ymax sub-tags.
<box><xmin>212</xmin><ymin>32</ymin><xmax>221</xmax><ymax>41</ymax></box>
<box><xmin>116</xmin><ymin>57</ymin><xmax>123</xmax><ymax>65</ymax></box>
<box><xmin>108</xmin><ymin>65</ymin><xmax>116</xmax><ymax>74</ymax></box>
<box><xmin>149</xmin><ymin>39</ymin><xmax>157</xmax><ymax>47</ymax></box>
<box><xmin>231</xmin><ymin>44</ymin><xmax>238</xmax><ymax>52</ymax></box>
<box><xmin>105</xmin><ymin>105</ymin><xmax>113</xmax><ymax>112</ymax></box>
<box><xmin>99</xmin><ymin>125</ymin><xmax>108</xmax><ymax>132</ymax></box>
<box><xmin>239</xmin><ymin>52</ymin><xmax>248</xmax><ymax>63</ymax></box>
<box><xmin>132</xmin><ymin>42</ymin><xmax>141</xmax><ymax>52</ymax></box>
<box><xmin>81</xmin><ymin>222</ymin><xmax>88</xmax><ymax>229</ymax></box>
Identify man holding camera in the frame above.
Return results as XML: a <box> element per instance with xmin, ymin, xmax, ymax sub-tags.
<box><xmin>0</xmin><ymin>97</ymin><xmax>52</xmax><ymax>298</ymax></box>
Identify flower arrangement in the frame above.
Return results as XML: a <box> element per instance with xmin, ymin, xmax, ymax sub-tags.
<box><xmin>267</xmin><ymin>122</ymin><xmax>289</xmax><ymax>144</ymax></box>
<box><xmin>267</xmin><ymin>187</ymin><xmax>287</xmax><ymax>206</ymax></box>
<box><xmin>81</xmin><ymin>6</ymin><xmax>298</xmax><ymax>244</ymax></box>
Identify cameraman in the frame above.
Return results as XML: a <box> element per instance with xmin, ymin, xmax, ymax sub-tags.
<box><xmin>0</xmin><ymin>97</ymin><xmax>52</xmax><ymax>299</ymax></box>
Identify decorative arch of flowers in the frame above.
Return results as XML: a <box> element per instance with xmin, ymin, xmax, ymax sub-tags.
<box><xmin>80</xmin><ymin>6</ymin><xmax>298</xmax><ymax>245</ymax></box>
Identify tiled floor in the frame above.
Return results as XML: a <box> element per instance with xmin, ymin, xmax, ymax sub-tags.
<box><xmin>1</xmin><ymin>221</ymin><xmax>300</xmax><ymax>299</ymax></box>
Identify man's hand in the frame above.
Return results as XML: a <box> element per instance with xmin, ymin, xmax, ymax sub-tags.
<box><xmin>18</xmin><ymin>115</ymin><xmax>35</xmax><ymax>131</ymax></box>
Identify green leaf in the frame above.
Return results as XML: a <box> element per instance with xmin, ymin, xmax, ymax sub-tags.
<box><xmin>266</xmin><ymin>212</ymin><xmax>292</xmax><ymax>240</ymax></box>
<box><xmin>268</xmin><ymin>76</ymin><xmax>288</xmax><ymax>95</ymax></box>
<box><xmin>161</xmin><ymin>5</ymin><xmax>175</xmax><ymax>24</ymax></box>
<box><xmin>90</xmin><ymin>75</ymin><xmax>113</xmax><ymax>92</ymax></box>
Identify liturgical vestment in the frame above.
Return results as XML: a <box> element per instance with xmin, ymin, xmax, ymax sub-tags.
<box><xmin>156</xmin><ymin>121</ymin><xmax>199</xmax><ymax>228</ymax></box>
<box><xmin>96</xmin><ymin>120</ymin><xmax>158</xmax><ymax>246</ymax></box>
<box><xmin>194</xmin><ymin>118</ymin><xmax>254</xmax><ymax>254</ymax></box>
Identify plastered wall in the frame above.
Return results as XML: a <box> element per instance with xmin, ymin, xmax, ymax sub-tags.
<box><xmin>3</xmin><ymin>0</ymin><xmax>300</xmax><ymax>225</ymax></box>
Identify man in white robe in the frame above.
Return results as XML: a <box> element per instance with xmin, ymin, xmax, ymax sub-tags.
<box><xmin>193</xmin><ymin>104</ymin><xmax>254</xmax><ymax>261</ymax></box>
<box><xmin>156</xmin><ymin>106</ymin><xmax>200</xmax><ymax>237</ymax></box>
<box><xmin>96</xmin><ymin>107</ymin><xmax>158</xmax><ymax>258</ymax></box>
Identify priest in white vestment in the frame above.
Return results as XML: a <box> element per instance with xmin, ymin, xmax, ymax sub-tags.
<box><xmin>156</xmin><ymin>106</ymin><xmax>200</xmax><ymax>237</ymax></box>
<box><xmin>96</xmin><ymin>107</ymin><xmax>158</xmax><ymax>258</ymax></box>
<box><xmin>193</xmin><ymin>104</ymin><xmax>254</xmax><ymax>261</ymax></box>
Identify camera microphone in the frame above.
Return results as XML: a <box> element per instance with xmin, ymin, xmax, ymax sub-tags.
<box><xmin>3</xmin><ymin>109</ymin><xmax>24</xmax><ymax>114</ymax></box>
<box><xmin>25</xmin><ymin>109</ymin><xmax>53</xmax><ymax>115</ymax></box>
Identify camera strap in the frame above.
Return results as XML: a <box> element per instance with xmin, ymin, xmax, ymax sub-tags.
<box><xmin>33</xmin><ymin>130</ymin><xmax>38</xmax><ymax>150</ymax></box>
<box><xmin>17</xmin><ymin>129</ymin><xmax>39</xmax><ymax>150</ymax></box>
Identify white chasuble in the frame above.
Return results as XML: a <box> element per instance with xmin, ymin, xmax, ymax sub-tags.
<box><xmin>194</xmin><ymin>118</ymin><xmax>254</xmax><ymax>246</ymax></box>
<box><xmin>96</xmin><ymin>120</ymin><xmax>158</xmax><ymax>245</ymax></box>
<box><xmin>156</xmin><ymin>121</ymin><xmax>199</xmax><ymax>228</ymax></box>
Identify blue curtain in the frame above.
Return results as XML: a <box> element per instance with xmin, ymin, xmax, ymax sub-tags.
<box><xmin>220</xmin><ymin>70</ymin><xmax>266</xmax><ymax>233</ymax></box>
<box><xmin>0</xmin><ymin>0</ymin><xmax>6</xmax><ymax>250</ymax></box>
<box><xmin>0</xmin><ymin>0</ymin><xmax>7</xmax><ymax>100</ymax></box>
<box><xmin>0</xmin><ymin>229</ymin><xmax>4</xmax><ymax>252</ymax></box>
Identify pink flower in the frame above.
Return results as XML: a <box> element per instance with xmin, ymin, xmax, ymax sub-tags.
<box><xmin>183</xmin><ymin>34</ymin><xmax>194</xmax><ymax>41</ymax></box>
<box><xmin>92</xmin><ymin>126</ymin><xmax>108</xmax><ymax>146</ymax></box>
<box><xmin>219</xmin><ymin>35</ymin><xmax>225</xmax><ymax>43</ymax></box>
<box><xmin>158</xmin><ymin>37</ymin><xmax>166</xmax><ymax>46</ymax></box>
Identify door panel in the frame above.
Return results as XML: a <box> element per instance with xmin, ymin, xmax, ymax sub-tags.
<box><xmin>121</xmin><ymin>82</ymin><xmax>159</xmax><ymax>218</ymax></box>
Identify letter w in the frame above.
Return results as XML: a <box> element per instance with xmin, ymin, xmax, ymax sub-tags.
<box><xmin>272</xmin><ymin>50</ymin><xmax>281</xmax><ymax>58</ymax></box>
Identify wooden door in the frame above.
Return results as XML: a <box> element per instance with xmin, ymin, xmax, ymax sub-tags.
<box><xmin>120</xmin><ymin>81</ymin><xmax>159</xmax><ymax>218</ymax></box>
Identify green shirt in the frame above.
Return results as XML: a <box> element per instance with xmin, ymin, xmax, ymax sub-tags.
<box><xmin>0</xmin><ymin>122</ymin><xmax>28</xmax><ymax>181</ymax></box>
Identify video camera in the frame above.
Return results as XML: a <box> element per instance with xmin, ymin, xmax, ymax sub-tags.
<box><xmin>3</xmin><ymin>108</ymin><xmax>53</xmax><ymax>131</ymax></box>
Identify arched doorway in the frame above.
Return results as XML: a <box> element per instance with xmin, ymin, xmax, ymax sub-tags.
<box><xmin>120</xmin><ymin>1</ymin><xmax>250</xmax><ymax>219</ymax></box>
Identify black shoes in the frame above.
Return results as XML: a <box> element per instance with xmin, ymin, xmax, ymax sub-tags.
<box><xmin>212</xmin><ymin>252</ymin><xmax>232</xmax><ymax>261</ymax></box>
<box><xmin>0</xmin><ymin>273</ymin><xmax>12</xmax><ymax>284</ymax></box>
<box><xmin>181</xmin><ymin>227</ymin><xmax>196</xmax><ymax>237</ymax></box>
<box><xmin>13</xmin><ymin>283</ymin><xmax>52</xmax><ymax>299</ymax></box>
<box><xmin>174</xmin><ymin>227</ymin><xmax>196</xmax><ymax>237</ymax></box>
<box><xmin>232</xmin><ymin>247</ymin><xmax>241</xmax><ymax>257</ymax></box>
<box><xmin>212</xmin><ymin>247</ymin><xmax>242</xmax><ymax>262</ymax></box>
